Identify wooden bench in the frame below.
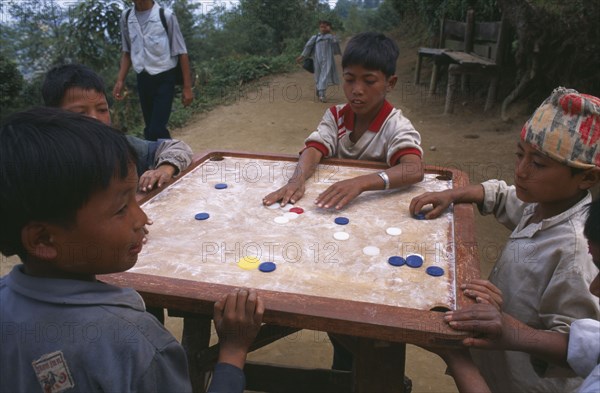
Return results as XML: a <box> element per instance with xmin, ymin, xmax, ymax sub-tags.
<box><xmin>414</xmin><ymin>10</ymin><xmax>475</xmax><ymax>96</ymax></box>
<box><xmin>444</xmin><ymin>17</ymin><xmax>509</xmax><ymax>114</ymax></box>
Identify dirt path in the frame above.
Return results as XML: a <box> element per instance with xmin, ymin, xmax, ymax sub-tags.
<box><xmin>170</xmin><ymin>36</ymin><xmax>528</xmax><ymax>392</ymax></box>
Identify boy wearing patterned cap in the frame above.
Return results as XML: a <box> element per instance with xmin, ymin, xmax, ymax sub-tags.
<box><xmin>410</xmin><ymin>87</ymin><xmax>600</xmax><ymax>392</ymax></box>
<box><xmin>436</xmin><ymin>197</ymin><xmax>600</xmax><ymax>393</ymax></box>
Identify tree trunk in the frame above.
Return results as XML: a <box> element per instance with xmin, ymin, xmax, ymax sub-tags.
<box><xmin>498</xmin><ymin>0</ymin><xmax>600</xmax><ymax>117</ymax></box>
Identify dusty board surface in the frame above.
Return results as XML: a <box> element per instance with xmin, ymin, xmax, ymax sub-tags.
<box><xmin>131</xmin><ymin>156</ymin><xmax>456</xmax><ymax>311</ymax></box>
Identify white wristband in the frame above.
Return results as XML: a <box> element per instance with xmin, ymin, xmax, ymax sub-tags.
<box><xmin>377</xmin><ymin>171</ymin><xmax>390</xmax><ymax>190</ymax></box>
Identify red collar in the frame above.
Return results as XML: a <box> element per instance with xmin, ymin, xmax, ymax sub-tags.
<box><xmin>336</xmin><ymin>100</ymin><xmax>393</xmax><ymax>133</ymax></box>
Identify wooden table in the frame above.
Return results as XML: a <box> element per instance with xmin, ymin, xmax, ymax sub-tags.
<box><xmin>101</xmin><ymin>150</ymin><xmax>479</xmax><ymax>392</ymax></box>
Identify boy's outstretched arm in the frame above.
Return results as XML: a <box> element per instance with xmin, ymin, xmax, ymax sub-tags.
<box><xmin>315</xmin><ymin>153</ymin><xmax>424</xmax><ymax>210</ymax></box>
<box><xmin>444</xmin><ymin>304</ymin><xmax>569</xmax><ymax>368</ymax></box>
<box><xmin>139</xmin><ymin>165</ymin><xmax>178</xmax><ymax>192</ymax></box>
<box><xmin>138</xmin><ymin>139</ymin><xmax>194</xmax><ymax>192</ymax></box>
<box><xmin>213</xmin><ymin>289</ymin><xmax>264</xmax><ymax>369</ymax></box>
<box><xmin>263</xmin><ymin>147</ymin><xmax>323</xmax><ymax>206</ymax></box>
<box><xmin>410</xmin><ymin>184</ymin><xmax>485</xmax><ymax>219</ymax></box>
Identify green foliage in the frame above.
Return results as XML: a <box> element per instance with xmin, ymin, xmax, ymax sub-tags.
<box><xmin>503</xmin><ymin>0</ymin><xmax>600</xmax><ymax>96</ymax></box>
<box><xmin>2</xmin><ymin>0</ymin><xmax>595</xmax><ymax>126</ymax></box>
<box><xmin>193</xmin><ymin>54</ymin><xmax>295</xmax><ymax>105</ymax></box>
<box><xmin>366</xmin><ymin>1</ymin><xmax>401</xmax><ymax>32</ymax></box>
<box><xmin>388</xmin><ymin>0</ymin><xmax>500</xmax><ymax>34</ymax></box>
<box><xmin>108</xmin><ymin>79</ymin><xmax>144</xmax><ymax>135</ymax></box>
<box><xmin>192</xmin><ymin>0</ymin><xmax>341</xmax><ymax>59</ymax></box>
<box><xmin>170</xmin><ymin>0</ymin><xmax>201</xmax><ymax>60</ymax></box>
<box><xmin>335</xmin><ymin>0</ymin><xmax>353</xmax><ymax>18</ymax></box>
<box><xmin>0</xmin><ymin>0</ymin><xmax>505</xmax><ymax>127</ymax></box>
<box><xmin>4</xmin><ymin>0</ymin><xmax>67</xmax><ymax>78</ymax></box>
<box><xmin>240</xmin><ymin>0</ymin><xmax>307</xmax><ymax>53</ymax></box>
<box><xmin>62</xmin><ymin>0</ymin><xmax>123</xmax><ymax>71</ymax></box>
<box><xmin>0</xmin><ymin>55</ymin><xmax>24</xmax><ymax>117</ymax></box>
<box><xmin>341</xmin><ymin>0</ymin><xmax>401</xmax><ymax>34</ymax></box>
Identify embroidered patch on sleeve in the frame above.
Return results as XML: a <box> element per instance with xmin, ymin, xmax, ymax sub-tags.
<box><xmin>32</xmin><ymin>351</ymin><xmax>75</xmax><ymax>393</ymax></box>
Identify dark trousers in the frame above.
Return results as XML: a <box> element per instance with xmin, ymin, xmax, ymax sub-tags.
<box><xmin>136</xmin><ymin>68</ymin><xmax>176</xmax><ymax>141</ymax></box>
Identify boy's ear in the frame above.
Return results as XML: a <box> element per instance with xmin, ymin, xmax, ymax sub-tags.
<box><xmin>386</xmin><ymin>75</ymin><xmax>398</xmax><ymax>92</ymax></box>
<box><xmin>579</xmin><ymin>167</ymin><xmax>600</xmax><ymax>190</ymax></box>
<box><xmin>21</xmin><ymin>222</ymin><xmax>58</xmax><ymax>261</ymax></box>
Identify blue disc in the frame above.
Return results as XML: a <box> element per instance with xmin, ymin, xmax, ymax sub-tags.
<box><xmin>406</xmin><ymin>255</ymin><xmax>424</xmax><ymax>268</ymax></box>
<box><xmin>334</xmin><ymin>217</ymin><xmax>350</xmax><ymax>225</ymax></box>
<box><xmin>215</xmin><ymin>183</ymin><xmax>228</xmax><ymax>189</ymax></box>
<box><xmin>415</xmin><ymin>212</ymin><xmax>426</xmax><ymax>220</ymax></box>
<box><xmin>426</xmin><ymin>266</ymin><xmax>445</xmax><ymax>277</ymax></box>
<box><xmin>194</xmin><ymin>212</ymin><xmax>210</xmax><ymax>220</ymax></box>
<box><xmin>388</xmin><ymin>256</ymin><xmax>406</xmax><ymax>267</ymax></box>
<box><xmin>259</xmin><ymin>262</ymin><xmax>277</xmax><ymax>272</ymax></box>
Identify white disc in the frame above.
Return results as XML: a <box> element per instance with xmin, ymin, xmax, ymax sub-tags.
<box><xmin>284</xmin><ymin>212</ymin><xmax>300</xmax><ymax>220</ymax></box>
<box><xmin>274</xmin><ymin>216</ymin><xmax>289</xmax><ymax>224</ymax></box>
<box><xmin>362</xmin><ymin>246</ymin><xmax>380</xmax><ymax>256</ymax></box>
<box><xmin>333</xmin><ymin>231</ymin><xmax>350</xmax><ymax>241</ymax></box>
<box><xmin>386</xmin><ymin>227</ymin><xmax>402</xmax><ymax>236</ymax></box>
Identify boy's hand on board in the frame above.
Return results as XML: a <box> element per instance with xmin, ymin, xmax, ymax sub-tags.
<box><xmin>315</xmin><ymin>178</ymin><xmax>365</xmax><ymax>210</ymax></box>
<box><xmin>263</xmin><ymin>181</ymin><xmax>306</xmax><ymax>207</ymax></box>
<box><xmin>138</xmin><ymin>165</ymin><xmax>176</xmax><ymax>192</ymax></box>
<box><xmin>410</xmin><ymin>190</ymin><xmax>454</xmax><ymax>219</ymax></box>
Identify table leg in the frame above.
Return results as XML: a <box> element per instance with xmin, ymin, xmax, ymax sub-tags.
<box><xmin>445</xmin><ymin>68</ymin><xmax>460</xmax><ymax>114</ymax></box>
<box><xmin>353</xmin><ymin>338</ymin><xmax>406</xmax><ymax>393</ymax></box>
<box><xmin>146</xmin><ymin>306</ymin><xmax>165</xmax><ymax>324</ymax></box>
<box><xmin>181</xmin><ymin>315</ymin><xmax>213</xmax><ymax>393</ymax></box>
<box><xmin>414</xmin><ymin>55</ymin><xmax>423</xmax><ymax>85</ymax></box>
<box><xmin>429</xmin><ymin>64</ymin><xmax>439</xmax><ymax>96</ymax></box>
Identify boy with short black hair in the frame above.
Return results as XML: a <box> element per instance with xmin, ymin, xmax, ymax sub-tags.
<box><xmin>0</xmin><ymin>108</ymin><xmax>263</xmax><ymax>393</ymax></box>
<box><xmin>264</xmin><ymin>32</ymin><xmax>424</xmax><ymax>210</ymax></box>
<box><xmin>411</xmin><ymin>87</ymin><xmax>600</xmax><ymax>392</ymax></box>
<box><xmin>42</xmin><ymin>63</ymin><xmax>193</xmax><ymax>193</ymax></box>
<box><xmin>264</xmin><ymin>33</ymin><xmax>422</xmax><ymax>379</ymax></box>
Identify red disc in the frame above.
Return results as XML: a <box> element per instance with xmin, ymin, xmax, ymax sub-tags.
<box><xmin>289</xmin><ymin>207</ymin><xmax>304</xmax><ymax>214</ymax></box>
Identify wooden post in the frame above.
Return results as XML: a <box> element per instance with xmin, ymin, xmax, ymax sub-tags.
<box><xmin>353</xmin><ymin>338</ymin><xmax>406</xmax><ymax>392</ymax></box>
<box><xmin>465</xmin><ymin>9</ymin><xmax>475</xmax><ymax>52</ymax></box>
<box><xmin>181</xmin><ymin>315</ymin><xmax>213</xmax><ymax>393</ymax></box>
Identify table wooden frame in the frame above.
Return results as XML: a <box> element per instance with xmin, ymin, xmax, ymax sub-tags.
<box><xmin>100</xmin><ymin>150</ymin><xmax>480</xmax><ymax>392</ymax></box>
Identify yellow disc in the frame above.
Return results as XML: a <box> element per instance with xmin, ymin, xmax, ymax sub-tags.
<box><xmin>237</xmin><ymin>256</ymin><xmax>260</xmax><ymax>270</ymax></box>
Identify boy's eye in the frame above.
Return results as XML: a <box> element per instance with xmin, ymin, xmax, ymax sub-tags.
<box><xmin>116</xmin><ymin>205</ymin><xmax>127</xmax><ymax>215</ymax></box>
<box><xmin>532</xmin><ymin>161</ymin><xmax>544</xmax><ymax>168</ymax></box>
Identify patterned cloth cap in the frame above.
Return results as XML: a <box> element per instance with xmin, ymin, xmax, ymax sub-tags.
<box><xmin>521</xmin><ymin>87</ymin><xmax>600</xmax><ymax>169</ymax></box>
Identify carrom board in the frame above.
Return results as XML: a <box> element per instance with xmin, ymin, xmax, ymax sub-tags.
<box><xmin>101</xmin><ymin>151</ymin><xmax>479</xmax><ymax>345</ymax></box>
